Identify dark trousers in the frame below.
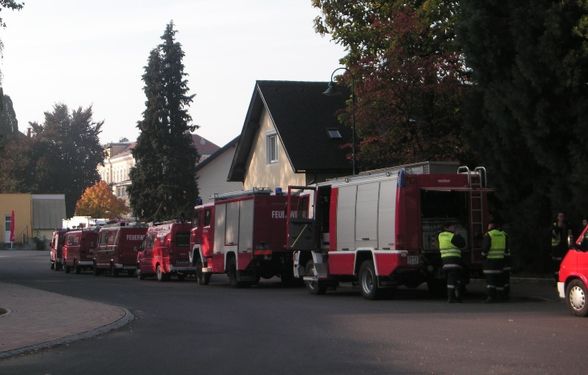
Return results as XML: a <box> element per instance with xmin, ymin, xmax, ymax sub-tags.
<box><xmin>443</xmin><ymin>258</ymin><xmax>463</xmax><ymax>301</ymax></box>
<box><xmin>483</xmin><ymin>259</ymin><xmax>504</xmax><ymax>299</ymax></box>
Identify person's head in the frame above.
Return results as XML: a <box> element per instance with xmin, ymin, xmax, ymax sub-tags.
<box><xmin>556</xmin><ymin>212</ymin><xmax>566</xmax><ymax>224</ymax></box>
<box><xmin>582</xmin><ymin>218</ymin><xmax>588</xmax><ymax>227</ymax></box>
<box><xmin>443</xmin><ymin>222</ymin><xmax>456</xmax><ymax>232</ymax></box>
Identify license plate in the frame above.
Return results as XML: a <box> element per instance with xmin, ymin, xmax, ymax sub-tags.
<box><xmin>407</xmin><ymin>255</ymin><xmax>419</xmax><ymax>265</ymax></box>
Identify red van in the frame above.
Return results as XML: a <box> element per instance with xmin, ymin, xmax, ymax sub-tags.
<box><xmin>94</xmin><ymin>224</ymin><xmax>147</xmax><ymax>276</ymax></box>
<box><xmin>137</xmin><ymin>222</ymin><xmax>195</xmax><ymax>281</ymax></box>
<box><xmin>63</xmin><ymin>229</ymin><xmax>99</xmax><ymax>274</ymax></box>
<box><xmin>558</xmin><ymin>224</ymin><xmax>588</xmax><ymax>317</ymax></box>
<box><xmin>49</xmin><ymin>229</ymin><xmax>68</xmax><ymax>271</ymax></box>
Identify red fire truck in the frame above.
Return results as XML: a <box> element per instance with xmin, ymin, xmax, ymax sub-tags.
<box><xmin>287</xmin><ymin>162</ymin><xmax>492</xmax><ymax>299</ymax></box>
<box><xmin>558</xmin><ymin>224</ymin><xmax>588</xmax><ymax>317</ymax></box>
<box><xmin>190</xmin><ymin>189</ymin><xmax>298</xmax><ymax>287</ymax></box>
<box><xmin>63</xmin><ymin>229</ymin><xmax>99</xmax><ymax>274</ymax></box>
<box><xmin>137</xmin><ymin>221</ymin><xmax>194</xmax><ymax>281</ymax></box>
<box><xmin>93</xmin><ymin>223</ymin><xmax>147</xmax><ymax>277</ymax></box>
<box><xmin>49</xmin><ymin>229</ymin><xmax>68</xmax><ymax>271</ymax></box>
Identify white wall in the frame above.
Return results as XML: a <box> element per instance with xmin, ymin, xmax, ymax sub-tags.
<box><xmin>197</xmin><ymin>144</ymin><xmax>243</xmax><ymax>203</ymax></box>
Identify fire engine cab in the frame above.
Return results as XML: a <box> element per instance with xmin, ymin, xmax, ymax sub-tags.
<box><xmin>287</xmin><ymin>161</ymin><xmax>492</xmax><ymax>299</ymax></box>
<box><xmin>558</xmin><ymin>224</ymin><xmax>588</xmax><ymax>317</ymax></box>
<box><xmin>190</xmin><ymin>189</ymin><xmax>299</xmax><ymax>287</ymax></box>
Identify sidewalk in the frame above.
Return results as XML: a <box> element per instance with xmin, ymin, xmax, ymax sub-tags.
<box><xmin>0</xmin><ymin>282</ymin><xmax>133</xmax><ymax>359</ymax></box>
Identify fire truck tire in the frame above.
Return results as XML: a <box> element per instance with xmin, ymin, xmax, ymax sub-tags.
<box><xmin>74</xmin><ymin>263</ymin><xmax>81</xmax><ymax>274</ymax></box>
<box><xmin>427</xmin><ymin>279</ymin><xmax>446</xmax><ymax>298</ymax></box>
<box><xmin>64</xmin><ymin>261</ymin><xmax>71</xmax><ymax>274</ymax></box>
<box><xmin>137</xmin><ymin>266</ymin><xmax>145</xmax><ymax>280</ymax></box>
<box><xmin>156</xmin><ymin>264</ymin><xmax>168</xmax><ymax>282</ymax></box>
<box><xmin>359</xmin><ymin>260</ymin><xmax>381</xmax><ymax>300</ymax></box>
<box><xmin>56</xmin><ymin>261</ymin><xmax>63</xmax><ymax>271</ymax></box>
<box><xmin>305</xmin><ymin>260</ymin><xmax>326</xmax><ymax>295</ymax></box>
<box><xmin>227</xmin><ymin>257</ymin><xmax>239</xmax><ymax>287</ymax></box>
<box><xmin>195</xmin><ymin>260</ymin><xmax>211</xmax><ymax>285</ymax></box>
<box><xmin>566</xmin><ymin>279</ymin><xmax>588</xmax><ymax>317</ymax></box>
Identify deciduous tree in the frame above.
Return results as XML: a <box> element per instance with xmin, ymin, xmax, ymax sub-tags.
<box><xmin>75</xmin><ymin>181</ymin><xmax>129</xmax><ymax>219</ymax></box>
<box><xmin>313</xmin><ymin>1</ymin><xmax>469</xmax><ymax>169</ymax></box>
<box><xmin>29</xmin><ymin>104</ymin><xmax>104</xmax><ymax>216</ymax></box>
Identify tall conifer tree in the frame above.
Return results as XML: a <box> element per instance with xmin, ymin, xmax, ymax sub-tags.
<box><xmin>129</xmin><ymin>22</ymin><xmax>199</xmax><ymax>221</ymax></box>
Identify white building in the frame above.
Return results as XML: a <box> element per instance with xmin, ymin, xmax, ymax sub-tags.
<box><xmin>195</xmin><ymin>137</ymin><xmax>243</xmax><ymax>203</ymax></box>
<box><xmin>98</xmin><ymin>134</ymin><xmax>220</xmax><ymax>205</ymax></box>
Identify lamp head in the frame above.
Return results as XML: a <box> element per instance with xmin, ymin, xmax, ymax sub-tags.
<box><xmin>322</xmin><ymin>81</ymin><xmax>341</xmax><ymax>97</ymax></box>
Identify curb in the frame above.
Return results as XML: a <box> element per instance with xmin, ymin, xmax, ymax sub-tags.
<box><xmin>0</xmin><ymin>306</ymin><xmax>134</xmax><ymax>360</ymax></box>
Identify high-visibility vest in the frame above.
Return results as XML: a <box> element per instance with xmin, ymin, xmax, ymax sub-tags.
<box><xmin>487</xmin><ymin>229</ymin><xmax>507</xmax><ymax>260</ymax></box>
<box><xmin>438</xmin><ymin>231</ymin><xmax>461</xmax><ymax>259</ymax></box>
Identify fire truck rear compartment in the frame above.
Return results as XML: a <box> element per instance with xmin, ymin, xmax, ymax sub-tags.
<box><xmin>420</xmin><ymin>190</ymin><xmax>470</xmax><ymax>251</ymax></box>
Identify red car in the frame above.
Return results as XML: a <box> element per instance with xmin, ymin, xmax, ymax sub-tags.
<box><xmin>137</xmin><ymin>222</ymin><xmax>194</xmax><ymax>281</ymax></box>
<box><xmin>49</xmin><ymin>229</ymin><xmax>68</xmax><ymax>271</ymax></box>
<box><xmin>558</xmin><ymin>224</ymin><xmax>588</xmax><ymax>317</ymax></box>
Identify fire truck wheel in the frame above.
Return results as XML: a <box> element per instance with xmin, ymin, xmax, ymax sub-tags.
<box><xmin>64</xmin><ymin>261</ymin><xmax>71</xmax><ymax>274</ymax></box>
<box><xmin>427</xmin><ymin>279</ymin><xmax>446</xmax><ymax>298</ymax></box>
<box><xmin>227</xmin><ymin>257</ymin><xmax>239</xmax><ymax>287</ymax></box>
<box><xmin>359</xmin><ymin>260</ymin><xmax>380</xmax><ymax>300</ymax></box>
<box><xmin>56</xmin><ymin>261</ymin><xmax>63</xmax><ymax>271</ymax></box>
<box><xmin>74</xmin><ymin>263</ymin><xmax>81</xmax><ymax>274</ymax></box>
<box><xmin>156</xmin><ymin>264</ymin><xmax>167</xmax><ymax>282</ymax></box>
<box><xmin>195</xmin><ymin>260</ymin><xmax>211</xmax><ymax>285</ymax></box>
<box><xmin>304</xmin><ymin>260</ymin><xmax>326</xmax><ymax>295</ymax></box>
<box><xmin>566</xmin><ymin>279</ymin><xmax>588</xmax><ymax>317</ymax></box>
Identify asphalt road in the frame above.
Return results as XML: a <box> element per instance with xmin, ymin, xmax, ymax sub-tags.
<box><xmin>0</xmin><ymin>250</ymin><xmax>587</xmax><ymax>375</ymax></box>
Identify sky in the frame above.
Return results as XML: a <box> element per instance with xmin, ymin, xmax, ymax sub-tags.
<box><xmin>0</xmin><ymin>0</ymin><xmax>346</xmax><ymax>148</ymax></box>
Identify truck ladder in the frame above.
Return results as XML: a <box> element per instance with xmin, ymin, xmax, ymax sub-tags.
<box><xmin>458</xmin><ymin>166</ymin><xmax>487</xmax><ymax>264</ymax></box>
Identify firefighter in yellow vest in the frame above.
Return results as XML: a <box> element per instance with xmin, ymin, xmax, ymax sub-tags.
<box><xmin>482</xmin><ymin>220</ymin><xmax>509</xmax><ymax>302</ymax></box>
<box><xmin>438</xmin><ymin>223</ymin><xmax>466</xmax><ymax>303</ymax></box>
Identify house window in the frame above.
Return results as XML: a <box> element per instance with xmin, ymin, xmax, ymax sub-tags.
<box><xmin>266</xmin><ymin>133</ymin><xmax>278</xmax><ymax>164</ymax></box>
<box><xmin>327</xmin><ymin>128</ymin><xmax>342</xmax><ymax>139</ymax></box>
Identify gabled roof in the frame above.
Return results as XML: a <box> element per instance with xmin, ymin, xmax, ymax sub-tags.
<box><xmin>105</xmin><ymin>134</ymin><xmax>220</xmax><ymax>161</ymax></box>
<box><xmin>228</xmin><ymin>80</ymin><xmax>352</xmax><ymax>181</ymax></box>
<box><xmin>195</xmin><ymin>136</ymin><xmax>239</xmax><ymax>172</ymax></box>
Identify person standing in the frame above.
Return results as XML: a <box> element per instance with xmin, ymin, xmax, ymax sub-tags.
<box><xmin>482</xmin><ymin>220</ymin><xmax>508</xmax><ymax>302</ymax></box>
<box><xmin>550</xmin><ymin>212</ymin><xmax>571</xmax><ymax>281</ymax></box>
<box><xmin>438</xmin><ymin>223</ymin><xmax>466</xmax><ymax>303</ymax></box>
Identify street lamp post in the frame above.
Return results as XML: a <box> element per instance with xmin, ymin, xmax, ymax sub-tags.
<box><xmin>323</xmin><ymin>67</ymin><xmax>356</xmax><ymax>175</ymax></box>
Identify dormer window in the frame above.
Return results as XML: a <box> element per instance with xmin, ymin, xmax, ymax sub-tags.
<box><xmin>327</xmin><ymin>128</ymin><xmax>342</xmax><ymax>139</ymax></box>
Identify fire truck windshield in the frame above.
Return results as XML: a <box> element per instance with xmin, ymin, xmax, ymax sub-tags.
<box><xmin>174</xmin><ymin>232</ymin><xmax>190</xmax><ymax>247</ymax></box>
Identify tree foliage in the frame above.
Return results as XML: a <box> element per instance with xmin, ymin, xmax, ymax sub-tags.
<box><xmin>0</xmin><ymin>0</ymin><xmax>23</xmax><ymax>28</ymax></box>
<box><xmin>75</xmin><ymin>180</ymin><xmax>129</xmax><ymax>219</ymax></box>
<box><xmin>0</xmin><ymin>90</ymin><xmax>17</xmax><ymax>137</ymax></box>
<box><xmin>129</xmin><ymin>22</ymin><xmax>199</xmax><ymax>221</ymax></box>
<box><xmin>458</xmin><ymin>1</ymin><xmax>588</xmax><ymax>270</ymax></box>
<box><xmin>313</xmin><ymin>0</ymin><xmax>469</xmax><ymax>169</ymax></box>
<box><xmin>27</xmin><ymin>104</ymin><xmax>104</xmax><ymax>216</ymax></box>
